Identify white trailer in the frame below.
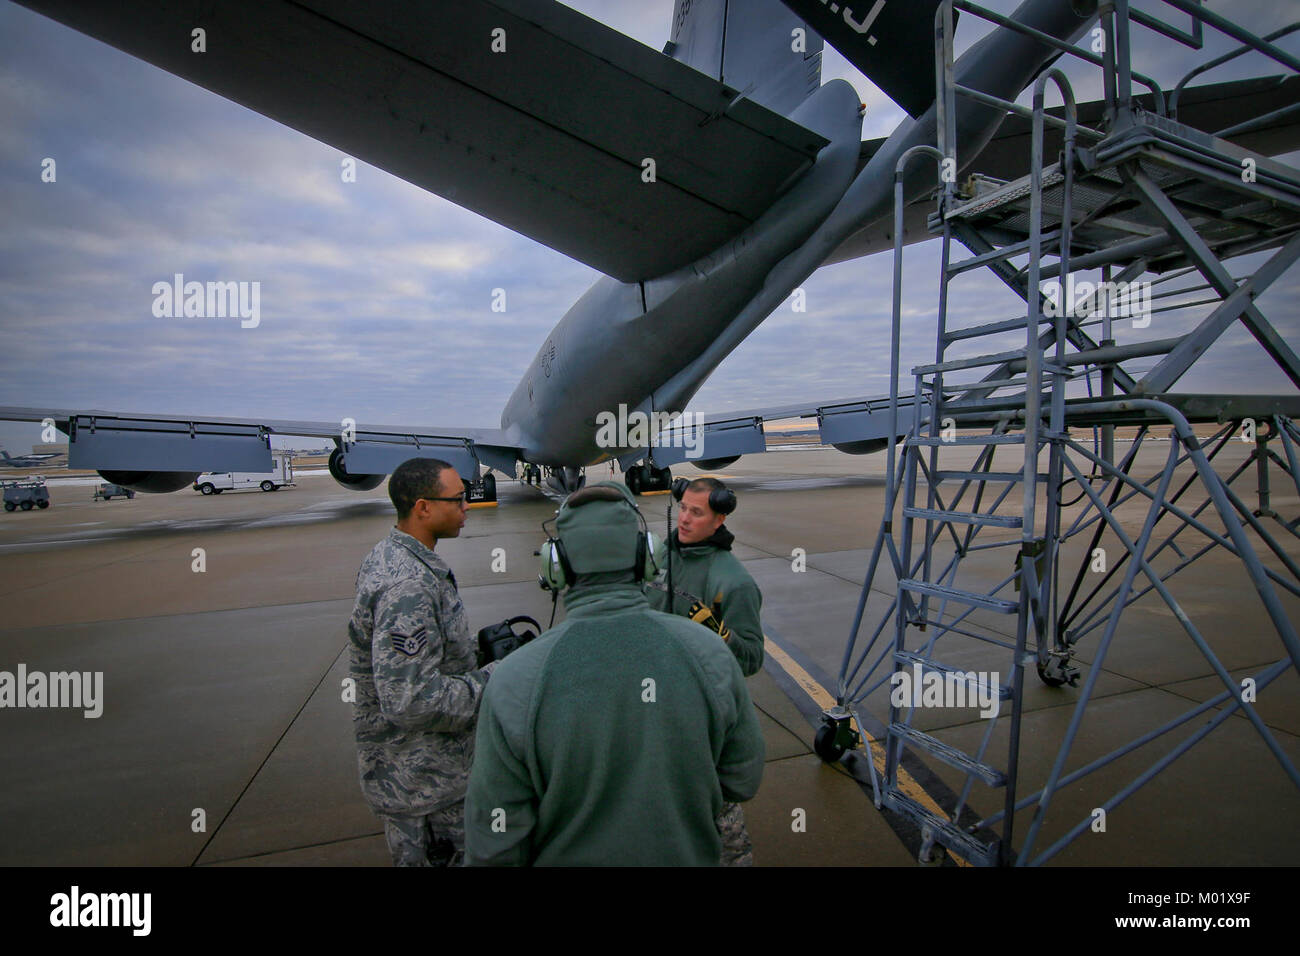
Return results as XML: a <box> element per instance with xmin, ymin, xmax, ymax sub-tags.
<box><xmin>193</xmin><ymin>454</ymin><xmax>295</xmax><ymax>495</ymax></box>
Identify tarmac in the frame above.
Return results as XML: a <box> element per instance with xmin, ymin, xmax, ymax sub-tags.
<box><xmin>0</xmin><ymin>443</ymin><xmax>1296</xmax><ymax>867</ymax></box>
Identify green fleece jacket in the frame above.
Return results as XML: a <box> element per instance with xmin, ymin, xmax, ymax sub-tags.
<box><xmin>646</xmin><ymin>526</ymin><xmax>764</xmax><ymax>677</ymax></box>
<box><xmin>463</xmin><ymin>580</ymin><xmax>765</xmax><ymax>866</ymax></box>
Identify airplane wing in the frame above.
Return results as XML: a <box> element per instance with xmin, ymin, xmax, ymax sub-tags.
<box><xmin>0</xmin><ymin>405</ymin><xmax>523</xmax><ymax>485</ymax></box>
<box><xmin>621</xmin><ymin>392</ymin><xmax>932</xmax><ymax>470</ymax></box>
<box><xmin>15</xmin><ymin>0</ymin><xmax>827</xmax><ymax>284</ymax></box>
<box><xmin>826</xmin><ymin>75</ymin><xmax>1300</xmax><ymax>266</ymax></box>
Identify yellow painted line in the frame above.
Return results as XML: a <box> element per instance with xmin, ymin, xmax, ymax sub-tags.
<box><xmin>763</xmin><ymin>633</ymin><xmax>972</xmax><ymax>867</ymax></box>
<box><xmin>639</xmin><ymin>489</ymin><xmax>671</xmax><ymax>496</ymax></box>
<box><xmin>467</xmin><ymin>501</ymin><xmax>499</xmax><ymax>509</ymax></box>
<box><xmin>765</xmin><ymin>638</ymin><xmax>837</xmax><ymax>712</ymax></box>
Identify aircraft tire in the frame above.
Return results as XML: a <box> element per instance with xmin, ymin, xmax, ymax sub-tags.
<box><xmin>626</xmin><ymin>470</ymin><xmax>641</xmax><ymax>495</ymax></box>
<box><xmin>199</xmin><ymin>483</ymin><xmax>215</xmax><ymax>496</ymax></box>
<box><xmin>814</xmin><ymin>722</ymin><xmax>847</xmax><ymax>763</ymax></box>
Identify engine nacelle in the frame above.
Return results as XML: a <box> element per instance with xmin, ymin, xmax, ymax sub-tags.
<box><xmin>693</xmin><ymin>456</ymin><xmax>741</xmax><ymax>470</ymax></box>
<box><xmin>832</xmin><ymin>439</ymin><xmax>890</xmax><ymax>455</ymax></box>
<box><xmin>98</xmin><ymin>470</ymin><xmax>201</xmax><ymax>494</ymax></box>
<box><xmin>329</xmin><ymin>448</ymin><xmax>385</xmax><ymax>491</ymax></box>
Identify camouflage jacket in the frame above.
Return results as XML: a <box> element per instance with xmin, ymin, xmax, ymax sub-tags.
<box><xmin>348</xmin><ymin>527</ymin><xmax>493</xmax><ymax>816</ymax></box>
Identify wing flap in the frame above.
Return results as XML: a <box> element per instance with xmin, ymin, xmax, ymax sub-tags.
<box><xmin>619</xmin><ymin>392</ymin><xmax>931</xmax><ymax>468</ymax></box>
<box><xmin>0</xmin><ymin>406</ymin><xmax>520</xmax><ymax>476</ymax></box>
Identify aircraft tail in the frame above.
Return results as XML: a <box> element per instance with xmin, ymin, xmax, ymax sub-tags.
<box><xmin>666</xmin><ymin>0</ymin><xmax>823</xmax><ymax>117</ymax></box>
<box><xmin>779</xmin><ymin>0</ymin><xmax>955</xmax><ymax>118</ymax></box>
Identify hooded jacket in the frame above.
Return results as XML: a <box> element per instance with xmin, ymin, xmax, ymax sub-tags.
<box><xmin>464</xmin><ymin>579</ymin><xmax>765</xmax><ymax>865</ymax></box>
<box><xmin>647</xmin><ymin>525</ymin><xmax>764</xmax><ymax>677</ymax></box>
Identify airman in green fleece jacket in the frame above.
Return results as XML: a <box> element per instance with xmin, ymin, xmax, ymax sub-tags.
<box><xmin>464</xmin><ymin>483</ymin><xmax>765</xmax><ymax>866</ymax></box>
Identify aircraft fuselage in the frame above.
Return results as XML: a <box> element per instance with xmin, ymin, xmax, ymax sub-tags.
<box><xmin>498</xmin><ymin>0</ymin><xmax>1098</xmax><ymax>470</ymax></box>
<box><xmin>500</xmin><ymin>79</ymin><xmax>864</xmax><ymax>465</ymax></box>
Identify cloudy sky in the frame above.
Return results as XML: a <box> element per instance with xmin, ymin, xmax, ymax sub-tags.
<box><xmin>1</xmin><ymin>0</ymin><xmax>1297</xmax><ymax>457</ymax></box>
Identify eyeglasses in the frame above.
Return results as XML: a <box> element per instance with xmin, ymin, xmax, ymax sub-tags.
<box><xmin>421</xmin><ymin>493</ymin><xmax>467</xmax><ymax>505</ymax></box>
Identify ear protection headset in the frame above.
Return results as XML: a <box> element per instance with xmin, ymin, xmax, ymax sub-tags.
<box><xmin>671</xmin><ymin>477</ymin><xmax>737</xmax><ymax>516</ymax></box>
<box><xmin>538</xmin><ymin>484</ymin><xmax>664</xmax><ymax>591</ymax></box>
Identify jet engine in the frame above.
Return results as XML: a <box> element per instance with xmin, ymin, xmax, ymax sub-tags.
<box><xmin>832</xmin><ymin>439</ymin><xmax>890</xmax><ymax>455</ymax></box>
<box><xmin>692</xmin><ymin>456</ymin><xmax>740</xmax><ymax>470</ymax></box>
<box><xmin>329</xmin><ymin>447</ymin><xmax>385</xmax><ymax>491</ymax></box>
<box><xmin>97</xmin><ymin>471</ymin><xmax>201</xmax><ymax>494</ymax></box>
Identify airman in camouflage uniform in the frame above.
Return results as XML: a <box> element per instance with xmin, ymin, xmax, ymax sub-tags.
<box><xmin>348</xmin><ymin>457</ymin><xmax>495</xmax><ymax>866</ymax></box>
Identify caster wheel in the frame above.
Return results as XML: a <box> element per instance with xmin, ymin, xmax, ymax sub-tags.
<box><xmin>814</xmin><ymin>722</ymin><xmax>847</xmax><ymax>762</ymax></box>
<box><xmin>1037</xmin><ymin>658</ymin><xmax>1074</xmax><ymax>687</ymax></box>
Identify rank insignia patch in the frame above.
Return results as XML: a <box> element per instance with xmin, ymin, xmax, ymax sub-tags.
<box><xmin>390</xmin><ymin>627</ymin><xmax>428</xmax><ymax>657</ymax></box>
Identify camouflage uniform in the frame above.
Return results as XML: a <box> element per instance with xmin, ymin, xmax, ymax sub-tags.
<box><xmin>348</xmin><ymin>527</ymin><xmax>494</xmax><ymax>866</ymax></box>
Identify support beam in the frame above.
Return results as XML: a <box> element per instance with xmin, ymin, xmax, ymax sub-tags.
<box><xmin>950</xmin><ymin>222</ymin><xmax>1139</xmax><ymax>397</ymax></box>
<box><xmin>1125</xmin><ymin>168</ymin><xmax>1300</xmax><ymax>393</ymax></box>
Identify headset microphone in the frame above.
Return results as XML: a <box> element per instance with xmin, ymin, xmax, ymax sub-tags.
<box><xmin>537</xmin><ymin>483</ymin><xmax>664</xmax><ymax>593</ymax></box>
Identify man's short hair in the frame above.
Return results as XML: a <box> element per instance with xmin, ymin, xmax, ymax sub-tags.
<box><xmin>685</xmin><ymin>477</ymin><xmax>736</xmax><ymax>516</ymax></box>
<box><xmin>389</xmin><ymin>458</ymin><xmax>454</xmax><ymax>519</ymax></box>
<box><xmin>687</xmin><ymin>477</ymin><xmax>727</xmax><ymax>497</ymax></box>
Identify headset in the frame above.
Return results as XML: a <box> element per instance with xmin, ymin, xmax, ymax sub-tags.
<box><xmin>671</xmin><ymin>476</ymin><xmax>736</xmax><ymax>516</ymax></box>
<box><xmin>538</xmin><ymin>484</ymin><xmax>664</xmax><ymax>591</ymax></box>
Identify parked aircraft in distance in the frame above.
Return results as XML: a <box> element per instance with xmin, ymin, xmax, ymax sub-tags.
<box><xmin>0</xmin><ymin>448</ymin><xmax>64</xmax><ymax>468</ymax></box>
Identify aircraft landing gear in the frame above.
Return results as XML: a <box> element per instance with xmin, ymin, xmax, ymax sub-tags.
<box><xmin>462</xmin><ymin>470</ymin><xmax>498</xmax><ymax>505</ymax></box>
<box><xmin>624</xmin><ymin>463</ymin><xmax>671</xmax><ymax>495</ymax></box>
<box><xmin>544</xmin><ymin>466</ymin><xmax>586</xmax><ymax>495</ymax></box>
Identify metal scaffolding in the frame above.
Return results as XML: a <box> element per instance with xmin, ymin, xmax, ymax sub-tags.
<box><xmin>823</xmin><ymin>0</ymin><xmax>1300</xmax><ymax>865</ymax></box>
